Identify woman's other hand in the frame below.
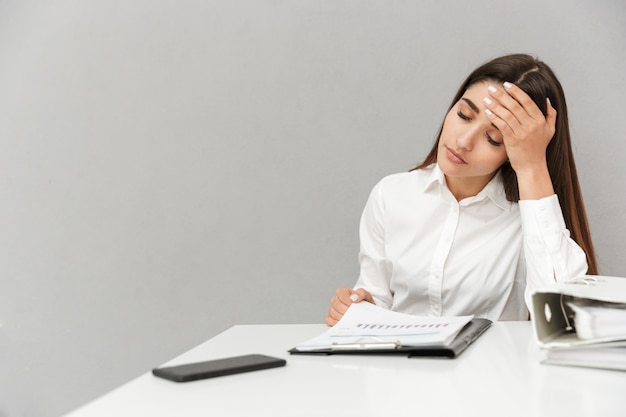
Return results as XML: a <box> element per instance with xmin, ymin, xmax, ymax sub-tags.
<box><xmin>325</xmin><ymin>287</ymin><xmax>374</xmax><ymax>326</ymax></box>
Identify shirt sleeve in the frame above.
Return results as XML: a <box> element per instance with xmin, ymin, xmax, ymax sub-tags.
<box><xmin>353</xmin><ymin>179</ymin><xmax>394</xmax><ymax>309</ymax></box>
<box><xmin>518</xmin><ymin>194</ymin><xmax>589</xmax><ymax>308</ymax></box>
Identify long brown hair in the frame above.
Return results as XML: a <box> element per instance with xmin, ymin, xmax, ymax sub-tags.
<box><xmin>413</xmin><ymin>54</ymin><xmax>598</xmax><ymax>274</ymax></box>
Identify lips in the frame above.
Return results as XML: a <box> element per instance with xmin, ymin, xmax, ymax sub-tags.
<box><xmin>445</xmin><ymin>146</ymin><xmax>467</xmax><ymax>164</ymax></box>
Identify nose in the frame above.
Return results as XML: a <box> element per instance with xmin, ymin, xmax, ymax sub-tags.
<box><xmin>455</xmin><ymin>127</ymin><xmax>480</xmax><ymax>151</ymax></box>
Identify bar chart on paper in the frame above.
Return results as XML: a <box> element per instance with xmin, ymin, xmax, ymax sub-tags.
<box><xmin>333</xmin><ymin>321</ymin><xmax>456</xmax><ymax>338</ymax></box>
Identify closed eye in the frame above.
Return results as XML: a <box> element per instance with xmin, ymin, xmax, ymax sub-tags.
<box><xmin>457</xmin><ymin>111</ymin><xmax>471</xmax><ymax>121</ymax></box>
<box><xmin>487</xmin><ymin>133</ymin><xmax>502</xmax><ymax>147</ymax></box>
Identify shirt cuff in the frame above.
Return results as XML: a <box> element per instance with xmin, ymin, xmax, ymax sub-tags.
<box><xmin>518</xmin><ymin>194</ymin><xmax>567</xmax><ymax>237</ymax></box>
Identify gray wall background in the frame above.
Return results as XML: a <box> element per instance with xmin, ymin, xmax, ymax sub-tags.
<box><xmin>0</xmin><ymin>1</ymin><xmax>624</xmax><ymax>416</ymax></box>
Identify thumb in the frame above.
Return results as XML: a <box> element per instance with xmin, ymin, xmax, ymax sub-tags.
<box><xmin>349</xmin><ymin>288</ymin><xmax>373</xmax><ymax>303</ymax></box>
<box><xmin>545</xmin><ymin>97</ymin><xmax>557</xmax><ymax>137</ymax></box>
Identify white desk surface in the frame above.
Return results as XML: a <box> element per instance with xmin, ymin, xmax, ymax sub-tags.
<box><xmin>65</xmin><ymin>322</ymin><xmax>626</xmax><ymax>417</ymax></box>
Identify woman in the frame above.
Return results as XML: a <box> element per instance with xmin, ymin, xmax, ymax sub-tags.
<box><xmin>326</xmin><ymin>54</ymin><xmax>597</xmax><ymax>325</ymax></box>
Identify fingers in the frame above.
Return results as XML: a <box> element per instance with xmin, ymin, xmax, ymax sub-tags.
<box><xmin>483</xmin><ymin>82</ymin><xmax>555</xmax><ymax>144</ymax></box>
<box><xmin>484</xmin><ymin>83</ymin><xmax>539</xmax><ymax>138</ymax></box>
<box><xmin>325</xmin><ymin>288</ymin><xmax>352</xmax><ymax>326</ymax></box>
<box><xmin>325</xmin><ymin>309</ymin><xmax>340</xmax><ymax>326</ymax></box>
<box><xmin>499</xmin><ymin>82</ymin><xmax>546</xmax><ymax>121</ymax></box>
<box><xmin>324</xmin><ymin>287</ymin><xmax>373</xmax><ymax>326</ymax></box>
<box><xmin>485</xmin><ymin>82</ymin><xmax>553</xmax><ymax>127</ymax></box>
<box><xmin>484</xmin><ymin>84</ymin><xmax>525</xmax><ymax>132</ymax></box>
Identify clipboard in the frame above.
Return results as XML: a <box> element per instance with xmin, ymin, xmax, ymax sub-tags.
<box><xmin>289</xmin><ymin>318</ymin><xmax>492</xmax><ymax>359</ymax></box>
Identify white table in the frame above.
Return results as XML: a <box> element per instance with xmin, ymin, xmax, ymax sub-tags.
<box><xmin>65</xmin><ymin>322</ymin><xmax>626</xmax><ymax>417</ymax></box>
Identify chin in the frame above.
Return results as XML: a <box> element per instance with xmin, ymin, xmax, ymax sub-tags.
<box><xmin>437</xmin><ymin>160</ymin><xmax>464</xmax><ymax>177</ymax></box>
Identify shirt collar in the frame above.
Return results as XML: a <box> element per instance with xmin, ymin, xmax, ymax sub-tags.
<box><xmin>424</xmin><ymin>163</ymin><xmax>513</xmax><ymax>211</ymax></box>
<box><xmin>424</xmin><ymin>163</ymin><xmax>447</xmax><ymax>193</ymax></box>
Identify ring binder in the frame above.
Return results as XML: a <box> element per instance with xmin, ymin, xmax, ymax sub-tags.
<box><xmin>531</xmin><ymin>275</ymin><xmax>626</xmax><ymax>371</ymax></box>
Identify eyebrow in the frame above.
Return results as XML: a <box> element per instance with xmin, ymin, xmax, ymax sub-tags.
<box><xmin>461</xmin><ymin>98</ymin><xmax>480</xmax><ymax>114</ymax></box>
<box><xmin>461</xmin><ymin>97</ymin><xmax>500</xmax><ymax>131</ymax></box>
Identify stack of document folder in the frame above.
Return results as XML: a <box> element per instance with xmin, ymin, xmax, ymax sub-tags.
<box><xmin>531</xmin><ymin>275</ymin><xmax>626</xmax><ymax>371</ymax></box>
<box><xmin>289</xmin><ymin>302</ymin><xmax>491</xmax><ymax>358</ymax></box>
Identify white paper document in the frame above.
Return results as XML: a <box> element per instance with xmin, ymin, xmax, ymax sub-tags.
<box><xmin>293</xmin><ymin>302</ymin><xmax>473</xmax><ymax>352</ymax></box>
<box><xmin>542</xmin><ymin>344</ymin><xmax>626</xmax><ymax>371</ymax></box>
<box><xmin>567</xmin><ymin>300</ymin><xmax>626</xmax><ymax>340</ymax></box>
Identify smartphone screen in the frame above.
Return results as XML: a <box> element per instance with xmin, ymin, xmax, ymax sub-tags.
<box><xmin>152</xmin><ymin>354</ymin><xmax>286</xmax><ymax>382</ymax></box>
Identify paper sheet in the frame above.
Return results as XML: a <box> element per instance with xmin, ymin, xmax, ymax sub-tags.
<box><xmin>294</xmin><ymin>302</ymin><xmax>473</xmax><ymax>351</ymax></box>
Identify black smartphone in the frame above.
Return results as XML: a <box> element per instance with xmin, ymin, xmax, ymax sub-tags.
<box><xmin>152</xmin><ymin>354</ymin><xmax>286</xmax><ymax>382</ymax></box>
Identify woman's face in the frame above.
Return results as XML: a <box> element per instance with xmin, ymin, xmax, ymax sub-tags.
<box><xmin>437</xmin><ymin>81</ymin><xmax>508</xmax><ymax>194</ymax></box>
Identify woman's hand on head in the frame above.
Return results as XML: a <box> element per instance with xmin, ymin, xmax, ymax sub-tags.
<box><xmin>483</xmin><ymin>82</ymin><xmax>557</xmax><ymax>176</ymax></box>
<box><xmin>325</xmin><ymin>287</ymin><xmax>374</xmax><ymax>326</ymax></box>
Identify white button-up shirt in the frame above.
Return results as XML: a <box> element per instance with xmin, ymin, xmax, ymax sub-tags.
<box><xmin>354</xmin><ymin>163</ymin><xmax>588</xmax><ymax>321</ymax></box>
